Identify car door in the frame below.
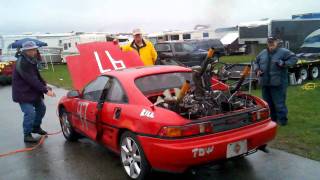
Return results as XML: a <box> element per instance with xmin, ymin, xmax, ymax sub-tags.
<box><xmin>99</xmin><ymin>77</ymin><xmax>129</xmax><ymax>149</ymax></box>
<box><xmin>172</xmin><ymin>43</ymin><xmax>188</xmax><ymax>61</ymax></box>
<box><xmin>184</xmin><ymin>43</ymin><xmax>205</xmax><ymax>66</ymax></box>
<box><xmin>73</xmin><ymin>76</ymin><xmax>110</xmax><ymax>140</ymax></box>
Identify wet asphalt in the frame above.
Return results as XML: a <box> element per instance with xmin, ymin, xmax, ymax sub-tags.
<box><xmin>0</xmin><ymin>85</ymin><xmax>320</xmax><ymax>180</ymax></box>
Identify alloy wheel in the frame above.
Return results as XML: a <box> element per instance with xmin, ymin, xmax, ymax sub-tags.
<box><xmin>121</xmin><ymin>137</ymin><xmax>142</xmax><ymax>179</ymax></box>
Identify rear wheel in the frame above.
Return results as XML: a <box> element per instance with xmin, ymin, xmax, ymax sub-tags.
<box><xmin>309</xmin><ymin>66</ymin><xmax>319</xmax><ymax>79</ymax></box>
<box><xmin>59</xmin><ymin>109</ymin><xmax>80</xmax><ymax>141</ymax></box>
<box><xmin>297</xmin><ymin>67</ymin><xmax>308</xmax><ymax>82</ymax></box>
<box><xmin>120</xmin><ymin>132</ymin><xmax>150</xmax><ymax>180</ymax></box>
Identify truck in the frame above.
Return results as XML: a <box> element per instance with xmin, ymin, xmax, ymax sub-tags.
<box><xmin>291</xmin><ymin>53</ymin><xmax>320</xmax><ymax>82</ymax></box>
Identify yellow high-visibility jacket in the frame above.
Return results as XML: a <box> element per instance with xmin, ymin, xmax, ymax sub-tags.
<box><xmin>121</xmin><ymin>39</ymin><xmax>158</xmax><ymax>66</ymax></box>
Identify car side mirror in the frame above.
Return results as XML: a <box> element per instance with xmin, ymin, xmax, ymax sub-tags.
<box><xmin>67</xmin><ymin>90</ymin><xmax>81</xmax><ymax>98</ymax></box>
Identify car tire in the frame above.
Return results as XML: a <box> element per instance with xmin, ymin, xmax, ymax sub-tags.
<box><xmin>120</xmin><ymin>131</ymin><xmax>151</xmax><ymax>180</ymax></box>
<box><xmin>309</xmin><ymin>66</ymin><xmax>319</xmax><ymax>80</ymax></box>
<box><xmin>297</xmin><ymin>67</ymin><xmax>308</xmax><ymax>82</ymax></box>
<box><xmin>59</xmin><ymin>109</ymin><xmax>80</xmax><ymax>141</ymax></box>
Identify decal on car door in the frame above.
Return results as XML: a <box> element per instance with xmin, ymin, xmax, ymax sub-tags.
<box><xmin>77</xmin><ymin>101</ymin><xmax>89</xmax><ymax>130</ymax></box>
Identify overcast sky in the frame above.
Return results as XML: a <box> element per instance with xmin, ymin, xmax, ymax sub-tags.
<box><xmin>0</xmin><ymin>0</ymin><xmax>319</xmax><ymax>34</ymax></box>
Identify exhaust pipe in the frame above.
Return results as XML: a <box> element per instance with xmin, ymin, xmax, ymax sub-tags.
<box><xmin>258</xmin><ymin>144</ymin><xmax>270</xmax><ymax>153</ymax></box>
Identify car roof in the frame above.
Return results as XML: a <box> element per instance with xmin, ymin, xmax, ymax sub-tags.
<box><xmin>155</xmin><ymin>41</ymin><xmax>189</xmax><ymax>44</ymax></box>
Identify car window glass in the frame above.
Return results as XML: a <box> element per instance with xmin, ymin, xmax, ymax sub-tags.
<box><xmin>83</xmin><ymin>76</ymin><xmax>109</xmax><ymax>102</ymax></box>
<box><xmin>135</xmin><ymin>72</ymin><xmax>193</xmax><ymax>94</ymax></box>
<box><xmin>155</xmin><ymin>44</ymin><xmax>171</xmax><ymax>52</ymax></box>
<box><xmin>106</xmin><ymin>79</ymin><xmax>128</xmax><ymax>103</ymax></box>
<box><xmin>174</xmin><ymin>43</ymin><xmax>183</xmax><ymax>52</ymax></box>
<box><xmin>170</xmin><ymin>35</ymin><xmax>179</xmax><ymax>40</ymax></box>
<box><xmin>182</xmin><ymin>43</ymin><xmax>195</xmax><ymax>52</ymax></box>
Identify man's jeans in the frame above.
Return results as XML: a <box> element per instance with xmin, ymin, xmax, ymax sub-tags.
<box><xmin>19</xmin><ymin>100</ymin><xmax>46</xmax><ymax>135</ymax></box>
<box><xmin>262</xmin><ymin>85</ymin><xmax>288</xmax><ymax>124</ymax></box>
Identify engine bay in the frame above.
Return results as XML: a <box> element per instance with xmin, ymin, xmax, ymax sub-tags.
<box><xmin>147</xmin><ymin>48</ymin><xmax>257</xmax><ymax>119</ymax></box>
<box><xmin>149</xmin><ymin>87</ymin><xmax>256</xmax><ymax>119</ymax></box>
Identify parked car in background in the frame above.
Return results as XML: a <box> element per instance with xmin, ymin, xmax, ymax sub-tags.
<box><xmin>154</xmin><ymin>41</ymin><xmax>207</xmax><ymax>67</ymax></box>
<box><xmin>187</xmin><ymin>39</ymin><xmax>225</xmax><ymax>54</ymax></box>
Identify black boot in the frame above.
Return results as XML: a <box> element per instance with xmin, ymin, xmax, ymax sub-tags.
<box><xmin>32</xmin><ymin>127</ymin><xmax>48</xmax><ymax>135</ymax></box>
<box><xmin>24</xmin><ymin>134</ymin><xmax>39</xmax><ymax>143</ymax></box>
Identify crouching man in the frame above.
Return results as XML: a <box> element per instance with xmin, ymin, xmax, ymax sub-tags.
<box><xmin>12</xmin><ymin>41</ymin><xmax>55</xmax><ymax>143</ymax></box>
<box><xmin>254</xmin><ymin>37</ymin><xmax>298</xmax><ymax>126</ymax></box>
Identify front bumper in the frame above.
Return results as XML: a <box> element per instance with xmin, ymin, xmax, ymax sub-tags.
<box><xmin>138</xmin><ymin>119</ymin><xmax>277</xmax><ymax>173</ymax></box>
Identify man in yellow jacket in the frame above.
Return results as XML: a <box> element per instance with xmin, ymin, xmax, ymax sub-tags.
<box><xmin>121</xmin><ymin>28</ymin><xmax>158</xmax><ymax>66</ymax></box>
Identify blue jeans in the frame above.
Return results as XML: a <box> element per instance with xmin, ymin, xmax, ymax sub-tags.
<box><xmin>19</xmin><ymin>100</ymin><xmax>46</xmax><ymax>135</ymax></box>
<box><xmin>262</xmin><ymin>85</ymin><xmax>288</xmax><ymax>124</ymax></box>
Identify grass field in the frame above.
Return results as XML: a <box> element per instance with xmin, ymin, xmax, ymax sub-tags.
<box><xmin>251</xmin><ymin>83</ymin><xmax>320</xmax><ymax>160</ymax></box>
<box><xmin>40</xmin><ymin>62</ymin><xmax>320</xmax><ymax>161</ymax></box>
<box><xmin>220</xmin><ymin>55</ymin><xmax>255</xmax><ymax>64</ymax></box>
<box><xmin>40</xmin><ymin>64</ymin><xmax>73</xmax><ymax>90</ymax></box>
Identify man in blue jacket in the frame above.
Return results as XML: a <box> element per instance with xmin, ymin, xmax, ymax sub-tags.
<box><xmin>254</xmin><ymin>37</ymin><xmax>298</xmax><ymax>126</ymax></box>
<box><xmin>12</xmin><ymin>41</ymin><xmax>55</xmax><ymax>143</ymax></box>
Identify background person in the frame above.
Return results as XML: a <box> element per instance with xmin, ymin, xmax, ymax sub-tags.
<box><xmin>119</xmin><ymin>28</ymin><xmax>158</xmax><ymax>66</ymax></box>
<box><xmin>12</xmin><ymin>41</ymin><xmax>55</xmax><ymax>143</ymax></box>
<box><xmin>254</xmin><ymin>37</ymin><xmax>298</xmax><ymax>126</ymax></box>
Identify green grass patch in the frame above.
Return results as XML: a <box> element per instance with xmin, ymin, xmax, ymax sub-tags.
<box><xmin>41</xmin><ymin>63</ymin><xmax>320</xmax><ymax>161</ymax></box>
<box><xmin>40</xmin><ymin>64</ymin><xmax>73</xmax><ymax>90</ymax></box>
<box><xmin>250</xmin><ymin>82</ymin><xmax>320</xmax><ymax>161</ymax></box>
<box><xmin>220</xmin><ymin>55</ymin><xmax>255</xmax><ymax>64</ymax></box>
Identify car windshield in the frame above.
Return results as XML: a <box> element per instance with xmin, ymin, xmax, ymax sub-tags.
<box><xmin>135</xmin><ymin>72</ymin><xmax>193</xmax><ymax>94</ymax></box>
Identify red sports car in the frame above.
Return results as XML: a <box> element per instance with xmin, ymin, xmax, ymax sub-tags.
<box><xmin>58</xmin><ymin>42</ymin><xmax>277</xmax><ymax>180</ymax></box>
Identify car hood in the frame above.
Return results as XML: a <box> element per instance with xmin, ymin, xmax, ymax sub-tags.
<box><xmin>66</xmin><ymin>42</ymin><xmax>143</xmax><ymax>90</ymax></box>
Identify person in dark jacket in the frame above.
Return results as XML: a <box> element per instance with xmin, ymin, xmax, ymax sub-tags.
<box><xmin>254</xmin><ymin>37</ymin><xmax>298</xmax><ymax>126</ymax></box>
<box><xmin>12</xmin><ymin>41</ymin><xmax>55</xmax><ymax>143</ymax></box>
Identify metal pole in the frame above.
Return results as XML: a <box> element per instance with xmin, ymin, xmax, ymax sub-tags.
<box><xmin>43</xmin><ymin>50</ymin><xmax>48</xmax><ymax>69</ymax></box>
<box><xmin>49</xmin><ymin>53</ymin><xmax>54</xmax><ymax>72</ymax></box>
<box><xmin>248</xmin><ymin>60</ymin><xmax>253</xmax><ymax>94</ymax></box>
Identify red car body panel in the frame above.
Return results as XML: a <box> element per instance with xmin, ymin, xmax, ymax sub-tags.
<box><xmin>138</xmin><ymin>120</ymin><xmax>276</xmax><ymax>172</ymax></box>
<box><xmin>58</xmin><ymin>42</ymin><xmax>277</xmax><ymax>173</ymax></box>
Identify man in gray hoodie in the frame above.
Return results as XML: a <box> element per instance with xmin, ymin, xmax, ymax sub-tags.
<box><xmin>254</xmin><ymin>37</ymin><xmax>298</xmax><ymax>126</ymax></box>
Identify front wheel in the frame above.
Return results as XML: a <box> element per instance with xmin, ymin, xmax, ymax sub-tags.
<box><xmin>120</xmin><ymin>132</ymin><xmax>150</xmax><ymax>180</ymax></box>
<box><xmin>59</xmin><ymin>109</ymin><xmax>80</xmax><ymax>141</ymax></box>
